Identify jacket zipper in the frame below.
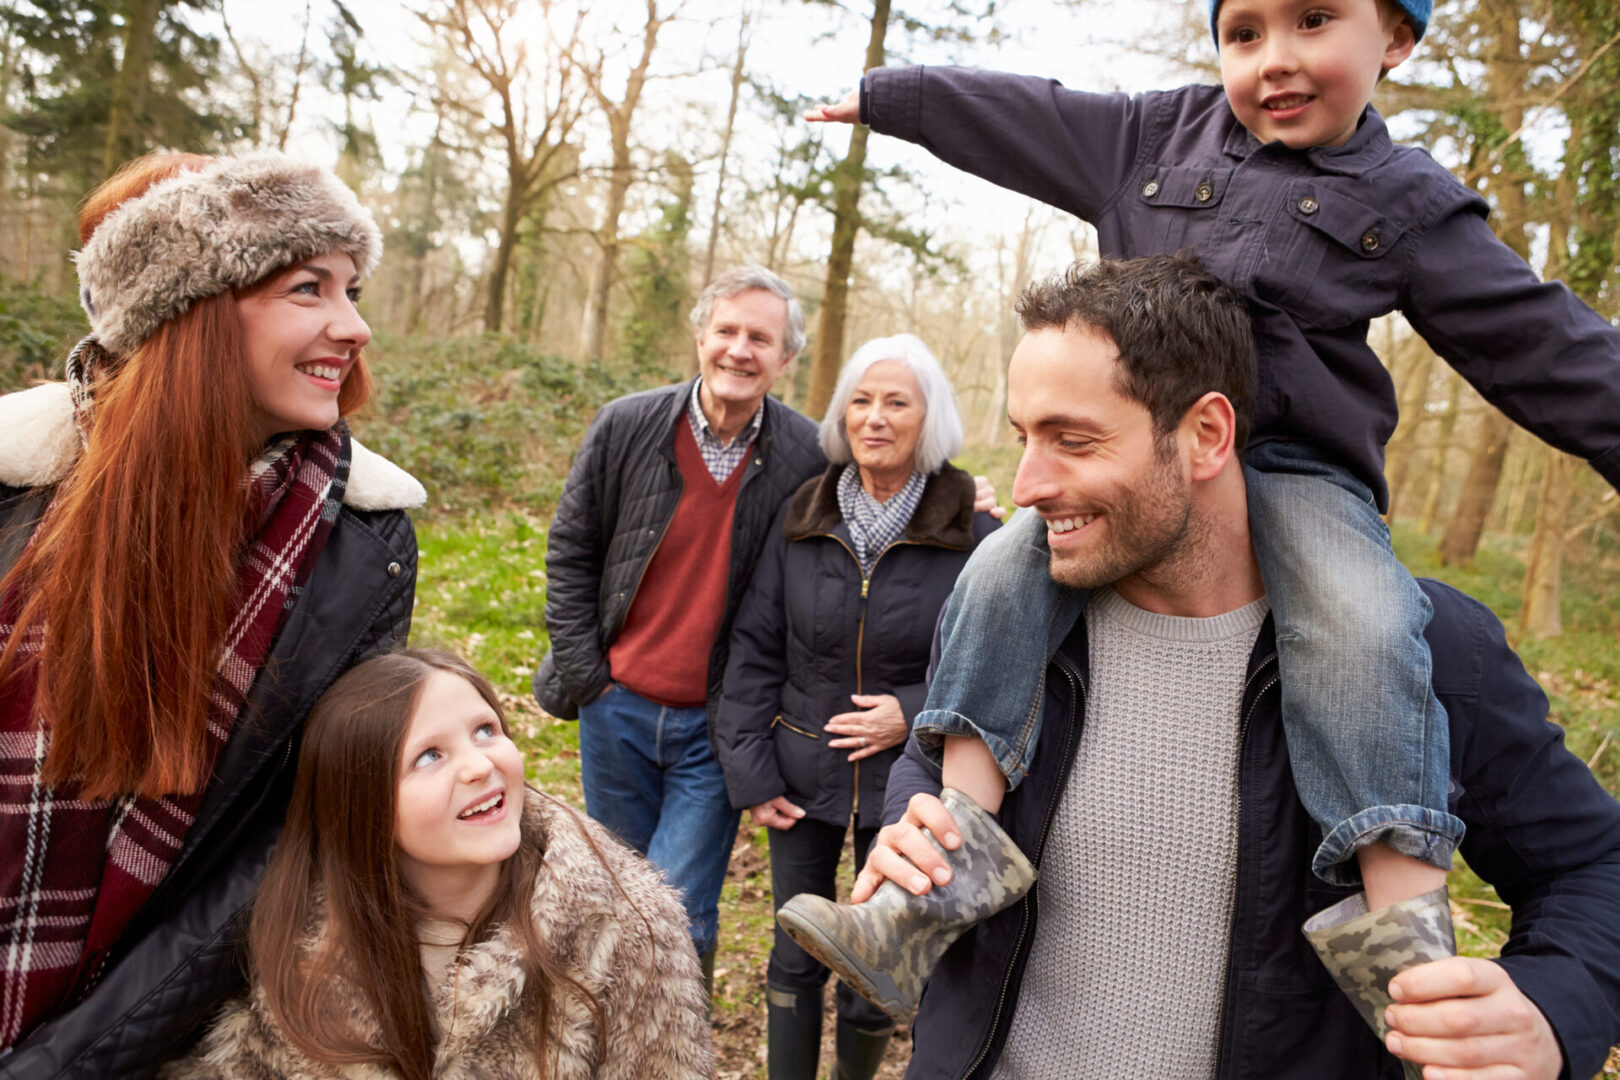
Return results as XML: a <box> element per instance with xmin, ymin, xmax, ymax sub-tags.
<box><xmin>772</xmin><ymin>715</ymin><xmax>821</xmax><ymax>739</ymax></box>
<box><xmin>818</xmin><ymin>534</ymin><xmax>919</xmax><ymax>822</ymax></box>
<box><xmin>961</xmin><ymin>654</ymin><xmax>1085</xmax><ymax>1079</ymax></box>
<box><xmin>1213</xmin><ymin>652</ymin><xmax>1280</xmax><ymax>1079</ymax></box>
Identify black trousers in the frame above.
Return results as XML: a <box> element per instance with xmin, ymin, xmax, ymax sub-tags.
<box><xmin>767</xmin><ymin>816</ymin><xmax>891</xmax><ymax>1028</ymax></box>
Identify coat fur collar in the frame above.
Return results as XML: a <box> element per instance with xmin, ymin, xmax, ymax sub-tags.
<box><xmin>783</xmin><ymin>460</ymin><xmax>978</xmax><ymax>549</ymax></box>
<box><xmin>166</xmin><ymin>789</ymin><xmax>714</xmax><ymax>1080</ymax></box>
<box><xmin>0</xmin><ymin>382</ymin><xmax>424</xmax><ymax>511</ymax></box>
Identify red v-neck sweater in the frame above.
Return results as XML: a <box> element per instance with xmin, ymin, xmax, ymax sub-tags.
<box><xmin>608</xmin><ymin>421</ymin><xmax>751</xmax><ymax>707</ymax></box>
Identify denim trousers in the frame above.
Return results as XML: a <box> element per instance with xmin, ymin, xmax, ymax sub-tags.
<box><xmin>913</xmin><ymin>440</ymin><xmax>1464</xmax><ymax>883</ymax></box>
<box><xmin>767</xmin><ymin>816</ymin><xmax>891</xmax><ymax>1029</ymax></box>
<box><xmin>577</xmin><ymin>684</ymin><xmax>740</xmax><ymax>954</ymax></box>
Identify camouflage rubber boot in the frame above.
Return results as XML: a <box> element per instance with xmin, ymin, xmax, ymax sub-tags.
<box><xmin>1302</xmin><ymin>886</ymin><xmax>1456</xmax><ymax>1080</ymax></box>
<box><xmin>775</xmin><ymin>788</ymin><xmax>1036</xmax><ymax>1024</ymax></box>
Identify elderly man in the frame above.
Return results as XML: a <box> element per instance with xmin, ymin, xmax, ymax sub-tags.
<box><xmin>535</xmin><ymin>266</ymin><xmax>827</xmax><ymax>979</ymax></box>
<box><xmin>844</xmin><ymin>257</ymin><xmax>1620</xmax><ymax>1079</ymax></box>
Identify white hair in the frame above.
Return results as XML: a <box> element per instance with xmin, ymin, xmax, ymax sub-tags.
<box><xmin>819</xmin><ymin>333</ymin><xmax>964</xmax><ymax>475</ymax></box>
<box><xmin>688</xmin><ymin>264</ymin><xmax>807</xmax><ymax>359</ymax></box>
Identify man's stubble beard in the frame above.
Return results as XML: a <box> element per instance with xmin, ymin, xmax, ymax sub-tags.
<box><xmin>1045</xmin><ymin>441</ymin><xmax>1206</xmax><ymax>593</ymax></box>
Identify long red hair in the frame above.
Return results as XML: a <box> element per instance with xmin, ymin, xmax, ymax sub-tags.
<box><xmin>0</xmin><ymin>152</ymin><xmax>372</xmax><ymax>800</ymax></box>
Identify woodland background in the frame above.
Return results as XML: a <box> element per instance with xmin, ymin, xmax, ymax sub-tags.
<box><xmin>1</xmin><ymin>0</ymin><xmax>1616</xmax><ymax>1075</ymax></box>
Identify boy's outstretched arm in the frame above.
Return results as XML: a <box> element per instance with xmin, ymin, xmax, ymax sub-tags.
<box><xmin>805</xmin><ymin>89</ymin><xmax>859</xmax><ymax>124</ymax></box>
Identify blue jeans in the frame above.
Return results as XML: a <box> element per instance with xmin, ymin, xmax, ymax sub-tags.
<box><xmin>914</xmin><ymin>440</ymin><xmax>1465</xmax><ymax>884</ymax></box>
<box><xmin>578</xmin><ymin>684</ymin><xmax>740</xmax><ymax>954</ymax></box>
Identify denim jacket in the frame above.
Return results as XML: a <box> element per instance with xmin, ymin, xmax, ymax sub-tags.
<box><xmin>861</xmin><ymin>69</ymin><xmax>1620</xmax><ymax>509</ymax></box>
<box><xmin>882</xmin><ymin>580</ymin><xmax>1620</xmax><ymax>1079</ymax></box>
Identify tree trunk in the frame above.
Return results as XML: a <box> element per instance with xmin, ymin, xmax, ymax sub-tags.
<box><xmin>1519</xmin><ymin>448</ymin><xmax>1578</xmax><ymax>637</ymax></box>
<box><xmin>1434</xmin><ymin>0</ymin><xmax>1531</xmax><ymax>562</ymax></box>
<box><xmin>806</xmin><ymin>0</ymin><xmax>891</xmax><ymax>421</ymax></box>
<box><xmin>1384</xmin><ymin>339</ymin><xmax>1436</xmax><ymax>521</ymax></box>
<box><xmin>699</xmin><ymin>11</ymin><xmax>750</xmax><ymax>303</ymax></box>
<box><xmin>485</xmin><ymin>184</ymin><xmax>522</xmax><ymax>331</ymax></box>
<box><xmin>102</xmin><ymin>0</ymin><xmax>161</xmax><ymax>178</ymax></box>
<box><xmin>581</xmin><ymin>0</ymin><xmax>666</xmax><ymax>365</ymax></box>
<box><xmin>1438</xmin><ymin>410</ymin><xmax>1513</xmax><ymax>566</ymax></box>
<box><xmin>1417</xmin><ymin>370</ymin><xmax>1463</xmax><ymax>535</ymax></box>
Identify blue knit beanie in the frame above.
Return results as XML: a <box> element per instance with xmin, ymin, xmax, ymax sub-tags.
<box><xmin>1210</xmin><ymin>0</ymin><xmax>1430</xmax><ymax>44</ymax></box>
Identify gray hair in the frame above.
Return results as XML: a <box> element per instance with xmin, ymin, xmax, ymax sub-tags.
<box><xmin>689</xmin><ymin>264</ymin><xmax>807</xmax><ymax>359</ymax></box>
<box><xmin>819</xmin><ymin>333</ymin><xmax>964</xmax><ymax>475</ymax></box>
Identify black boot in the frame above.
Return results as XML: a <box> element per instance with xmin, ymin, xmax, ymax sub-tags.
<box><xmin>766</xmin><ymin>983</ymin><xmax>823</xmax><ymax>1080</ymax></box>
<box><xmin>831</xmin><ymin>1013</ymin><xmax>894</xmax><ymax>1080</ymax></box>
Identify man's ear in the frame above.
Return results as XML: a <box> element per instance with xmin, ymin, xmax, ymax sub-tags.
<box><xmin>1182</xmin><ymin>391</ymin><xmax>1237</xmax><ymax>482</ymax></box>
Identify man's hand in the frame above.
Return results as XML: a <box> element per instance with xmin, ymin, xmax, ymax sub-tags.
<box><xmin>749</xmin><ymin>795</ymin><xmax>806</xmax><ymax>830</ymax></box>
<box><xmin>1384</xmin><ymin>957</ymin><xmax>1562</xmax><ymax>1080</ymax></box>
<box><xmin>972</xmin><ymin>474</ymin><xmax>1006</xmax><ymax>519</ymax></box>
<box><xmin>804</xmin><ymin>89</ymin><xmax>859</xmax><ymax>124</ymax></box>
<box><xmin>849</xmin><ymin>793</ymin><xmax>961</xmax><ymax>903</ymax></box>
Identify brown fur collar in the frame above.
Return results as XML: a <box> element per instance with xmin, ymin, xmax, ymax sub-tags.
<box><xmin>783</xmin><ymin>461</ymin><xmax>978</xmax><ymax>549</ymax></box>
<box><xmin>165</xmin><ymin>790</ymin><xmax>714</xmax><ymax>1080</ymax></box>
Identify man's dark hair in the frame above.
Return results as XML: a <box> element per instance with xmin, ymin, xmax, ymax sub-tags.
<box><xmin>1016</xmin><ymin>255</ymin><xmax>1256</xmax><ymax>450</ymax></box>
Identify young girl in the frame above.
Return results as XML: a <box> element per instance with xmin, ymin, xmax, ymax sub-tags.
<box><xmin>166</xmin><ymin>649</ymin><xmax>714</xmax><ymax>1080</ymax></box>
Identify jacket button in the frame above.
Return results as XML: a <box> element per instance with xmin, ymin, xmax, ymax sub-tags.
<box><xmin>1195</xmin><ymin>182</ymin><xmax>1214</xmax><ymax>202</ymax></box>
<box><xmin>1141</xmin><ymin>180</ymin><xmax>1160</xmax><ymax>197</ymax></box>
<box><xmin>387</xmin><ymin>561</ymin><xmax>402</xmax><ymax>578</ymax></box>
<box><xmin>1360</xmin><ymin>229</ymin><xmax>1381</xmax><ymax>251</ymax></box>
<box><xmin>754</xmin><ymin>458</ymin><xmax>763</xmax><ymax>466</ymax></box>
<box><xmin>1298</xmin><ymin>196</ymin><xmax>1319</xmax><ymax>215</ymax></box>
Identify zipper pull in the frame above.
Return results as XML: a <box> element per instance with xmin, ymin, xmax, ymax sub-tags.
<box><xmin>861</xmin><ymin>578</ymin><xmax>869</xmax><ymax>599</ymax></box>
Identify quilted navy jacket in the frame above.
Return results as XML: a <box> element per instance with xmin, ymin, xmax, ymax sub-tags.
<box><xmin>535</xmin><ymin>376</ymin><xmax>825</xmax><ymax>721</ymax></box>
<box><xmin>882</xmin><ymin>580</ymin><xmax>1620</xmax><ymax>1079</ymax></box>
<box><xmin>715</xmin><ymin>463</ymin><xmax>998</xmax><ymax>831</ymax></box>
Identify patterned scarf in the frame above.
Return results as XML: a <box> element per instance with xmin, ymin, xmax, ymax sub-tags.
<box><xmin>836</xmin><ymin>464</ymin><xmax>927</xmax><ymax>576</ymax></box>
<box><xmin>0</xmin><ymin>393</ymin><xmax>347</xmax><ymax>1050</ymax></box>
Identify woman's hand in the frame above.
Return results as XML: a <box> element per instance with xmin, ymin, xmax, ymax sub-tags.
<box><xmin>804</xmin><ymin>90</ymin><xmax>860</xmax><ymax>124</ymax></box>
<box><xmin>750</xmin><ymin>795</ymin><xmax>806</xmax><ymax>830</ymax></box>
<box><xmin>972</xmin><ymin>475</ymin><xmax>1005</xmax><ymax>519</ymax></box>
<box><xmin>825</xmin><ymin>694</ymin><xmax>908</xmax><ymax>762</ymax></box>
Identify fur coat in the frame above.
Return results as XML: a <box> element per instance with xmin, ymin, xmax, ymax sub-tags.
<box><xmin>164</xmin><ymin>790</ymin><xmax>715</xmax><ymax>1080</ymax></box>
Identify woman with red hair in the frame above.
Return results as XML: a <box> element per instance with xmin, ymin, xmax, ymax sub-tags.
<box><xmin>0</xmin><ymin>151</ymin><xmax>422</xmax><ymax>1077</ymax></box>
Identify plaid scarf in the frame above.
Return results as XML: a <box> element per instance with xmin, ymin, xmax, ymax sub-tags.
<box><xmin>0</xmin><ymin>423</ymin><xmax>346</xmax><ymax>1050</ymax></box>
<box><xmin>836</xmin><ymin>464</ymin><xmax>927</xmax><ymax>576</ymax></box>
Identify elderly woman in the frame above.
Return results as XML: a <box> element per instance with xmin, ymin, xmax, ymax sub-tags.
<box><xmin>716</xmin><ymin>334</ymin><xmax>997</xmax><ymax>1080</ymax></box>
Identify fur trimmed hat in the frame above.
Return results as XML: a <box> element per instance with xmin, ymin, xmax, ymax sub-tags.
<box><xmin>73</xmin><ymin>152</ymin><xmax>383</xmax><ymax>357</ymax></box>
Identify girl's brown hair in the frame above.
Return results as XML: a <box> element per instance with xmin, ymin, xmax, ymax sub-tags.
<box><xmin>249</xmin><ymin>649</ymin><xmax>606</xmax><ymax>1080</ymax></box>
<box><xmin>0</xmin><ymin>152</ymin><xmax>372</xmax><ymax>800</ymax></box>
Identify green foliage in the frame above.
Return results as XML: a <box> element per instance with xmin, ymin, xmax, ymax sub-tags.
<box><xmin>0</xmin><ymin>282</ymin><xmax>85</xmax><ymax>389</ymax></box>
<box><xmin>357</xmin><ymin>332</ymin><xmax>626</xmax><ymax>517</ymax></box>
<box><xmin>2</xmin><ymin>0</ymin><xmax>243</xmax><ymax>201</ymax></box>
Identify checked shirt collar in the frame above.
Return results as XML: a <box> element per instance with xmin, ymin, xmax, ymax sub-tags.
<box><xmin>687</xmin><ymin>378</ymin><xmax>763</xmax><ymax>483</ymax></box>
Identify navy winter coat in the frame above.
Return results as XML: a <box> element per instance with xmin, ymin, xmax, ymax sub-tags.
<box><xmin>884</xmin><ymin>580</ymin><xmax>1620</xmax><ymax>1080</ymax></box>
<box><xmin>716</xmin><ymin>463</ymin><xmax>997</xmax><ymax>831</ymax></box>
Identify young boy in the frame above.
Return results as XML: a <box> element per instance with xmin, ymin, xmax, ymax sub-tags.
<box><xmin>777</xmin><ymin>0</ymin><xmax>1620</xmax><ymax>1041</ymax></box>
